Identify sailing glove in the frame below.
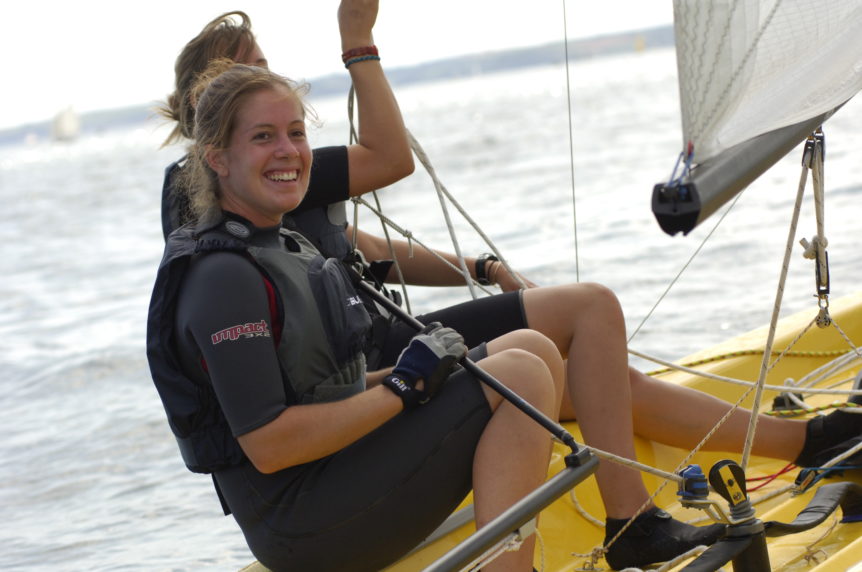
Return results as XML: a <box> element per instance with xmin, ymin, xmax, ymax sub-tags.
<box><xmin>386</xmin><ymin>322</ymin><xmax>467</xmax><ymax>408</ymax></box>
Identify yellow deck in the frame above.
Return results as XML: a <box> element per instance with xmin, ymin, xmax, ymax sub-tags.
<box><xmin>244</xmin><ymin>292</ymin><xmax>862</xmax><ymax>571</ymax></box>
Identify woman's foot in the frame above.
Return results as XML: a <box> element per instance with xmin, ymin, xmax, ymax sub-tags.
<box><xmin>603</xmin><ymin>507</ymin><xmax>725</xmax><ymax>570</ymax></box>
<box><xmin>795</xmin><ymin>391</ymin><xmax>862</xmax><ymax>467</ymax></box>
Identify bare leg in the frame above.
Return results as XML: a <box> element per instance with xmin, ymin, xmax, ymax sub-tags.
<box><xmin>524</xmin><ymin>282</ymin><xmax>806</xmax><ymax>470</ymax></box>
<box><xmin>519</xmin><ymin>284</ymin><xmax>769</xmax><ymax>568</ymax></box>
<box><xmin>628</xmin><ymin>368</ymin><xmax>806</xmax><ymax>460</ymax></box>
<box><xmin>523</xmin><ymin>283</ymin><xmax>650</xmax><ymax>518</ymax></box>
<box><xmin>471</xmin><ymin>330</ymin><xmax>563</xmax><ymax>571</ymax></box>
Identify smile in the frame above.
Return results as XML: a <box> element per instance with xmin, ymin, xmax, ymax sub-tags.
<box><xmin>266</xmin><ymin>170</ymin><xmax>298</xmax><ymax>182</ymax></box>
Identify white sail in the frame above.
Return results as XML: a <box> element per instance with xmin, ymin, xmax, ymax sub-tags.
<box><xmin>653</xmin><ymin>0</ymin><xmax>862</xmax><ymax>235</ymax></box>
<box><xmin>674</xmin><ymin>0</ymin><xmax>862</xmax><ymax>164</ymax></box>
<box><xmin>52</xmin><ymin>106</ymin><xmax>80</xmax><ymax>141</ymax></box>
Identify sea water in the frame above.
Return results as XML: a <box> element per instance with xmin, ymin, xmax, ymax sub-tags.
<box><xmin>1</xmin><ymin>47</ymin><xmax>861</xmax><ymax>570</ymax></box>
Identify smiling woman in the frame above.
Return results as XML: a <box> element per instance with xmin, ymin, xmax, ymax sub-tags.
<box><xmin>144</xmin><ymin>58</ymin><xmax>563</xmax><ymax>572</ymax></box>
<box><xmin>195</xmin><ymin>74</ymin><xmax>313</xmax><ymax>227</ymax></box>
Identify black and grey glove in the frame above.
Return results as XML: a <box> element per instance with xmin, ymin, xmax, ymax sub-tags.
<box><xmin>383</xmin><ymin>322</ymin><xmax>467</xmax><ymax>408</ymax></box>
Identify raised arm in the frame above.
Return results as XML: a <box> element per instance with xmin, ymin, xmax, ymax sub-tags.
<box><xmin>338</xmin><ymin>0</ymin><xmax>415</xmax><ymax>195</ymax></box>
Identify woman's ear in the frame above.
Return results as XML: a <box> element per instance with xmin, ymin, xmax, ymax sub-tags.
<box><xmin>205</xmin><ymin>146</ymin><xmax>229</xmax><ymax>177</ymax></box>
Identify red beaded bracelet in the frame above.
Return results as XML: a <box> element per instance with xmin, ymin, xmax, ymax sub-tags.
<box><xmin>341</xmin><ymin>45</ymin><xmax>378</xmax><ymax>63</ymax></box>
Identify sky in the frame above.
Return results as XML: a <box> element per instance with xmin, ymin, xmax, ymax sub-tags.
<box><xmin>3</xmin><ymin>1</ymin><xmax>673</xmax><ymax>131</ymax></box>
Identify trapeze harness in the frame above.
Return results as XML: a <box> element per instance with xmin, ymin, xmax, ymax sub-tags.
<box><xmin>146</xmin><ymin>216</ymin><xmax>371</xmax><ymax>510</ymax></box>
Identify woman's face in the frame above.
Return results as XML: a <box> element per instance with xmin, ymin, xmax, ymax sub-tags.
<box><xmin>207</xmin><ymin>86</ymin><xmax>312</xmax><ymax>227</ymax></box>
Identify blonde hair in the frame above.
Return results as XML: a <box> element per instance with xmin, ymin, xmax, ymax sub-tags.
<box><xmin>181</xmin><ymin>60</ymin><xmax>311</xmax><ymax>219</ymax></box>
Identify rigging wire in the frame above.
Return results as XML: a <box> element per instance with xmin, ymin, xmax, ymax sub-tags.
<box><xmin>561</xmin><ymin>0</ymin><xmax>580</xmax><ymax>282</ymax></box>
<box><xmin>628</xmin><ymin>193</ymin><xmax>743</xmax><ymax>344</ymax></box>
<box><xmin>740</xmin><ymin>134</ymin><xmax>823</xmax><ymax>470</ymax></box>
<box><xmin>345</xmin><ymin>86</ymin><xmax>413</xmax><ymax>312</ymax></box>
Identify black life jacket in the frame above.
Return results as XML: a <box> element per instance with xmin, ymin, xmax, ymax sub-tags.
<box><xmin>160</xmin><ymin>156</ymin><xmax>191</xmax><ymax>241</ymax></box>
<box><xmin>146</xmin><ymin>215</ymin><xmax>369</xmax><ymax>475</ymax></box>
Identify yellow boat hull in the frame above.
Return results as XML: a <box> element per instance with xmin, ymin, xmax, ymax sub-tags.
<box><xmin>245</xmin><ymin>292</ymin><xmax>862</xmax><ymax>571</ymax></box>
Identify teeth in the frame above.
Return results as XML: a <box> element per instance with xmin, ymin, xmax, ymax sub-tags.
<box><xmin>268</xmin><ymin>171</ymin><xmax>297</xmax><ymax>182</ymax></box>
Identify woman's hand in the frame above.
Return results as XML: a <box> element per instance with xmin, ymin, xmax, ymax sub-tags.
<box><xmin>493</xmin><ymin>262</ymin><xmax>538</xmax><ymax>292</ymax></box>
<box><xmin>338</xmin><ymin>0</ymin><xmax>378</xmax><ymax>50</ymax></box>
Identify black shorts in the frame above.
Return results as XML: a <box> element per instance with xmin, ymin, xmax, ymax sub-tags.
<box><xmin>377</xmin><ymin>291</ymin><xmax>527</xmax><ymax>368</ymax></box>
<box><xmin>220</xmin><ymin>346</ymin><xmax>492</xmax><ymax>572</ymax></box>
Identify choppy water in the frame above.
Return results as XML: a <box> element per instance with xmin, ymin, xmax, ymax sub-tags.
<box><xmin>1</xmin><ymin>47</ymin><xmax>861</xmax><ymax>570</ymax></box>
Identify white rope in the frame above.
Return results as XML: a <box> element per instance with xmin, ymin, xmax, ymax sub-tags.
<box><xmin>818</xmin><ymin>436</ymin><xmax>862</xmax><ymax>470</ymax></box>
<box><xmin>407</xmin><ymin>130</ymin><xmax>526</xmax><ymax>292</ymax></box>
<box><xmin>795</xmin><ymin>346</ymin><xmax>862</xmax><ymax>390</ymax></box>
<box><xmin>350</xmin><ymin>196</ymin><xmax>497</xmax><ymax>296</ymax></box>
<box><xmin>345</xmin><ymin>86</ymin><xmax>414</xmax><ymax>313</ymax></box>
<box><xmin>655</xmin><ymin>545</ymin><xmax>713</xmax><ymax>571</ymax></box>
<box><xmin>406</xmin><ymin>130</ymin><xmax>477</xmax><ymax>298</ymax></box>
<box><xmin>567</xmin><ymin>487</ymin><xmax>605</xmax><ymax>528</ymax></box>
<box><xmin>343</xmin><ymin>90</ymin><xmax>514</xmax><ymax>307</ymax></box>
<box><xmin>459</xmin><ymin>519</ymin><xmax>537</xmax><ymax>572</ymax></box>
<box><xmin>628</xmin><ymin>347</ymin><xmax>862</xmax><ymax>397</ymax></box>
<box><xmin>583</xmin><ymin>445</ymin><xmax>682</xmax><ymax>483</ymax></box>
<box><xmin>365</xmin><ymin>191</ymin><xmax>414</xmax><ymax>314</ymax></box>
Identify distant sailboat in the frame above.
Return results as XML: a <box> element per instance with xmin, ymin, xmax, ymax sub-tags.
<box><xmin>52</xmin><ymin>106</ymin><xmax>80</xmax><ymax>141</ymax></box>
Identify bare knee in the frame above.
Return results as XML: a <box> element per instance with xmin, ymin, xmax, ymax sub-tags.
<box><xmin>523</xmin><ymin>282</ymin><xmax>626</xmax><ymax>353</ymax></box>
<box><xmin>487</xmin><ymin>330</ymin><xmax>564</xmax><ymax>390</ymax></box>
<box><xmin>503</xmin><ymin>329</ymin><xmax>562</xmax><ymax>366</ymax></box>
<box><xmin>569</xmin><ymin>282</ymin><xmax>622</xmax><ymax>315</ymax></box>
<box><xmin>481</xmin><ymin>348</ymin><xmax>557</xmax><ymax>414</ymax></box>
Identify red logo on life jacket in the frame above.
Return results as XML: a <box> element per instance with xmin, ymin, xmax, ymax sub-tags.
<box><xmin>211</xmin><ymin>320</ymin><xmax>271</xmax><ymax>344</ymax></box>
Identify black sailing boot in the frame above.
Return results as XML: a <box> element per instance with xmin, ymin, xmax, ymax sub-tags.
<box><xmin>603</xmin><ymin>507</ymin><xmax>725</xmax><ymax>570</ymax></box>
<box><xmin>794</xmin><ymin>382</ymin><xmax>862</xmax><ymax>468</ymax></box>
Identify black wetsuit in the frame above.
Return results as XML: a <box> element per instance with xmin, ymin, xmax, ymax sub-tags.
<box><xmin>151</xmin><ymin>214</ymin><xmax>493</xmax><ymax>571</ymax></box>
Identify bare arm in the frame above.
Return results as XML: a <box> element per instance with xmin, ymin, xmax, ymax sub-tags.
<box><xmin>337</xmin><ymin>2</ymin><xmax>532</xmax><ymax>290</ymax></box>
<box><xmin>239</xmin><ymin>384</ymin><xmax>403</xmax><ymax>474</ymax></box>
<box><xmin>364</xmin><ymin>366</ymin><xmax>392</xmax><ymax>388</ymax></box>
<box><xmin>338</xmin><ymin>0</ymin><xmax>415</xmax><ymax>196</ymax></box>
<box><xmin>180</xmin><ymin>251</ymin><xmax>408</xmax><ymax>475</ymax></box>
<box><xmin>351</xmin><ymin>226</ymin><xmax>537</xmax><ymax>291</ymax></box>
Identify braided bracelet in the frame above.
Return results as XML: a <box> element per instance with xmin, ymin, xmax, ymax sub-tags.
<box><xmin>342</xmin><ymin>45</ymin><xmax>378</xmax><ymax>63</ymax></box>
<box><xmin>344</xmin><ymin>54</ymin><xmax>381</xmax><ymax>68</ymax></box>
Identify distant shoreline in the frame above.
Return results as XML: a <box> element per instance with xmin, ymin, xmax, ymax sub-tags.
<box><xmin>0</xmin><ymin>25</ymin><xmax>672</xmax><ymax>146</ymax></box>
